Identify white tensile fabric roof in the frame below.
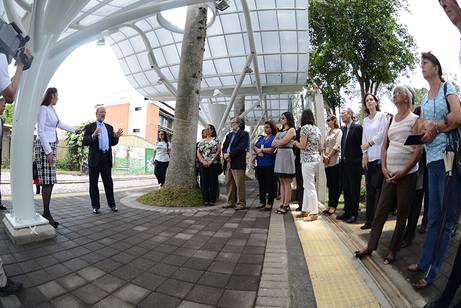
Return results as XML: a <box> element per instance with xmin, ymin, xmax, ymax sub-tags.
<box><xmin>7</xmin><ymin>0</ymin><xmax>309</xmax><ymax>127</ymax></box>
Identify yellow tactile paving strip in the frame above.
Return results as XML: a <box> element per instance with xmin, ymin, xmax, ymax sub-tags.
<box><xmin>292</xmin><ymin>210</ymin><xmax>381</xmax><ymax>308</ymax></box>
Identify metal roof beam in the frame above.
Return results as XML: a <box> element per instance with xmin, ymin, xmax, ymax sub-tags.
<box><xmin>50</xmin><ymin>0</ymin><xmax>207</xmax><ymax>60</ymax></box>
<box><xmin>217</xmin><ymin>52</ymin><xmax>254</xmax><ymax>134</ymax></box>
<box><xmin>109</xmin><ymin>23</ymin><xmax>178</xmax><ymax>98</ymax></box>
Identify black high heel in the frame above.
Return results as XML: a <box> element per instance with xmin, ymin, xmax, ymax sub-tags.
<box><xmin>256</xmin><ymin>204</ymin><xmax>265</xmax><ymax>209</ymax></box>
<box><xmin>275</xmin><ymin>205</ymin><xmax>288</xmax><ymax>214</ymax></box>
<box><xmin>263</xmin><ymin>205</ymin><xmax>273</xmax><ymax>211</ymax></box>
<box><xmin>353</xmin><ymin>250</ymin><xmax>372</xmax><ymax>258</ymax></box>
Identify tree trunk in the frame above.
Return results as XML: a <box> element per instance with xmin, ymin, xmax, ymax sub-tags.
<box><xmin>164</xmin><ymin>4</ymin><xmax>207</xmax><ymax>189</ymax></box>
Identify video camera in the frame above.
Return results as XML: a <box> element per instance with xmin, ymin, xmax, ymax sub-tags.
<box><xmin>0</xmin><ymin>18</ymin><xmax>33</xmax><ymax>70</ymax></box>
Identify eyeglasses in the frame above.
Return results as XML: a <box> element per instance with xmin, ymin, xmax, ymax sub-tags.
<box><xmin>393</xmin><ymin>91</ymin><xmax>401</xmax><ymax>97</ymax></box>
<box><xmin>159</xmin><ymin>133</ymin><xmax>165</xmax><ymax>135</ymax></box>
<box><xmin>281</xmin><ymin>117</ymin><xmax>286</xmax><ymax>120</ymax></box>
<box><xmin>230</xmin><ymin>121</ymin><xmax>236</xmax><ymax>124</ymax></box>
<box><xmin>205</xmin><ymin>128</ymin><xmax>210</xmax><ymax>130</ymax></box>
<box><xmin>264</xmin><ymin>126</ymin><xmax>270</xmax><ymax>129</ymax></box>
<box><xmin>326</xmin><ymin>119</ymin><xmax>331</xmax><ymax>122</ymax></box>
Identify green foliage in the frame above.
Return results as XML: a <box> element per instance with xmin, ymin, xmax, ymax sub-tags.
<box><xmin>137</xmin><ymin>188</ymin><xmax>203</xmax><ymax>207</ymax></box>
<box><xmin>1</xmin><ymin>104</ymin><xmax>14</xmax><ymax>125</ymax></box>
<box><xmin>64</xmin><ymin>121</ymin><xmax>90</xmax><ymax>171</ymax></box>
<box><xmin>55</xmin><ymin>157</ymin><xmax>74</xmax><ymax>171</ymax></box>
<box><xmin>414</xmin><ymin>88</ymin><xmax>428</xmax><ymax>106</ymax></box>
<box><xmin>309</xmin><ymin>0</ymin><xmax>419</xmax><ymax>112</ymax></box>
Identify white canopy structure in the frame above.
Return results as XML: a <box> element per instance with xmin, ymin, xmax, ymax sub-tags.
<box><xmin>0</xmin><ymin>0</ymin><xmax>312</xmax><ymax>236</ymax></box>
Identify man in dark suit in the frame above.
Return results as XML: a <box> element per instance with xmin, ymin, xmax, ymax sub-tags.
<box><xmin>337</xmin><ymin>108</ymin><xmax>363</xmax><ymax>223</ymax></box>
<box><xmin>83</xmin><ymin>107</ymin><xmax>123</xmax><ymax>214</ymax></box>
<box><xmin>222</xmin><ymin>117</ymin><xmax>249</xmax><ymax>211</ymax></box>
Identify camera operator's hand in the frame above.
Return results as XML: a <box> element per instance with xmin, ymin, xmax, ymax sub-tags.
<box><xmin>93</xmin><ymin>127</ymin><xmax>101</xmax><ymax>138</ymax></box>
<box><xmin>16</xmin><ymin>48</ymin><xmax>31</xmax><ymax>67</ymax></box>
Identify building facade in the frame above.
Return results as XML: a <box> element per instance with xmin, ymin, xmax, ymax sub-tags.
<box><xmin>102</xmin><ymin>90</ymin><xmax>174</xmax><ymax>143</ymax></box>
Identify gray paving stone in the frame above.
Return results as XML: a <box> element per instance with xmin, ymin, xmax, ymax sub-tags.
<box><xmin>256</xmin><ymin>296</ymin><xmax>289</xmax><ymax>307</ymax></box>
<box><xmin>35</xmin><ymin>280</ymin><xmax>70</xmax><ymax>301</ymax></box>
<box><xmin>185</xmin><ymin>285</ymin><xmax>224</xmax><ymax>306</ymax></box>
<box><xmin>72</xmin><ymin>284</ymin><xmax>109</xmax><ymax>306</ymax></box>
<box><xmin>171</xmin><ymin>267</ymin><xmax>204</xmax><ymax>283</ymax></box>
<box><xmin>114</xmin><ymin>283</ymin><xmax>151</xmax><ymax>304</ymax></box>
<box><xmin>76</xmin><ymin>266</ymin><xmax>105</xmax><ymax>281</ymax></box>
<box><xmin>138</xmin><ymin>291</ymin><xmax>182</xmax><ymax>308</ymax></box>
<box><xmin>156</xmin><ymin>278</ymin><xmax>195</xmax><ymax>299</ymax></box>
<box><xmin>197</xmin><ymin>271</ymin><xmax>231</xmax><ymax>288</ymax></box>
<box><xmin>0</xmin><ymin>295</ymin><xmax>23</xmax><ymax>308</ymax></box>
<box><xmin>218</xmin><ymin>290</ymin><xmax>256</xmax><ymax>308</ymax></box>
<box><xmin>49</xmin><ymin>293</ymin><xmax>87</xmax><ymax>308</ymax></box>
<box><xmin>177</xmin><ymin>300</ymin><xmax>215</xmax><ymax>308</ymax></box>
<box><xmin>92</xmin><ymin>274</ymin><xmax>125</xmax><ymax>293</ymax></box>
<box><xmin>92</xmin><ymin>295</ymin><xmax>136</xmax><ymax>308</ymax></box>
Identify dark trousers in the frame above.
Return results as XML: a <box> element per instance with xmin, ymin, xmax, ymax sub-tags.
<box><xmin>432</xmin><ymin>237</ymin><xmax>461</xmax><ymax>307</ymax></box>
<box><xmin>200</xmin><ymin>163</ymin><xmax>219</xmax><ymax>203</ymax></box>
<box><xmin>422</xmin><ymin>163</ymin><xmax>429</xmax><ymax>227</ymax></box>
<box><xmin>154</xmin><ymin>161</ymin><xmax>169</xmax><ymax>185</ymax></box>
<box><xmin>89</xmin><ymin>151</ymin><xmax>115</xmax><ymax>210</ymax></box>
<box><xmin>295</xmin><ymin>159</ymin><xmax>304</xmax><ymax>207</ymax></box>
<box><xmin>257</xmin><ymin>165</ymin><xmax>276</xmax><ymax>206</ymax></box>
<box><xmin>342</xmin><ymin>165</ymin><xmax>362</xmax><ymax>217</ymax></box>
<box><xmin>402</xmin><ymin>189</ymin><xmax>424</xmax><ymax>243</ymax></box>
<box><xmin>365</xmin><ymin>160</ymin><xmax>383</xmax><ymax>225</ymax></box>
<box><xmin>325</xmin><ymin>164</ymin><xmax>341</xmax><ymax>208</ymax></box>
<box><xmin>368</xmin><ymin>172</ymin><xmax>417</xmax><ymax>252</ymax></box>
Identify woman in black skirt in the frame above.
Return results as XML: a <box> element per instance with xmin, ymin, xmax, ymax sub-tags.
<box><xmin>35</xmin><ymin>88</ymin><xmax>82</xmax><ymax>228</ymax></box>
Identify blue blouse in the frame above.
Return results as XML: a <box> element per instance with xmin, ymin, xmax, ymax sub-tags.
<box><xmin>254</xmin><ymin>135</ymin><xmax>276</xmax><ymax>166</ymax></box>
<box><xmin>422</xmin><ymin>81</ymin><xmax>457</xmax><ymax>164</ymax></box>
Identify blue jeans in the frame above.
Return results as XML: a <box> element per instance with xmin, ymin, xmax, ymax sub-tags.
<box><xmin>417</xmin><ymin>159</ymin><xmax>460</xmax><ymax>283</ymax></box>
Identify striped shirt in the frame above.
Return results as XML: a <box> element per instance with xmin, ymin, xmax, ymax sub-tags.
<box><xmin>386</xmin><ymin>112</ymin><xmax>418</xmax><ymax>174</ymax></box>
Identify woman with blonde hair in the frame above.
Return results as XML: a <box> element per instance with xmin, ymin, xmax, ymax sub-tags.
<box><xmin>322</xmin><ymin>114</ymin><xmax>342</xmax><ymax>215</ymax></box>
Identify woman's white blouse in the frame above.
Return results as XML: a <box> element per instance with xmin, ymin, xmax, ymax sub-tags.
<box><xmin>362</xmin><ymin>111</ymin><xmax>387</xmax><ymax>162</ymax></box>
<box><xmin>37</xmin><ymin>105</ymin><xmax>76</xmax><ymax>155</ymax></box>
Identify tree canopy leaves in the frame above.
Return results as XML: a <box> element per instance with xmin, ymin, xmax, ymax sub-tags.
<box><xmin>308</xmin><ymin>0</ymin><xmax>419</xmax><ymax>112</ymax></box>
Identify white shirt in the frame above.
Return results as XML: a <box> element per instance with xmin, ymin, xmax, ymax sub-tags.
<box><xmin>37</xmin><ymin>105</ymin><xmax>76</xmax><ymax>155</ymax></box>
<box><xmin>362</xmin><ymin>111</ymin><xmax>387</xmax><ymax>162</ymax></box>
<box><xmin>387</xmin><ymin>112</ymin><xmax>418</xmax><ymax>174</ymax></box>
<box><xmin>0</xmin><ymin>53</ymin><xmax>11</xmax><ymax>93</ymax></box>
<box><xmin>154</xmin><ymin>141</ymin><xmax>171</xmax><ymax>162</ymax></box>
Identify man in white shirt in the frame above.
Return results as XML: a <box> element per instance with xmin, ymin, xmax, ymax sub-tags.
<box><xmin>0</xmin><ymin>47</ymin><xmax>30</xmax><ymax>297</ymax></box>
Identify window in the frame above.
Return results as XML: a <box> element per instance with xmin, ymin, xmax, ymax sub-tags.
<box><xmin>133</xmin><ymin>128</ymin><xmax>140</xmax><ymax>133</ymax></box>
<box><xmin>135</xmin><ymin>107</ymin><xmax>142</xmax><ymax>111</ymax></box>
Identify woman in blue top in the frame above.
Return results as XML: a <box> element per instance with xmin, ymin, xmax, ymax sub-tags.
<box><xmin>408</xmin><ymin>52</ymin><xmax>461</xmax><ymax>290</ymax></box>
<box><xmin>253</xmin><ymin>121</ymin><xmax>277</xmax><ymax>211</ymax></box>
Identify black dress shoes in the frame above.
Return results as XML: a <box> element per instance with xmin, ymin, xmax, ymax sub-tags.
<box><xmin>419</xmin><ymin>225</ymin><xmax>427</xmax><ymax>234</ymax></box>
<box><xmin>401</xmin><ymin>236</ymin><xmax>414</xmax><ymax>248</ymax></box>
<box><xmin>93</xmin><ymin>208</ymin><xmax>100</xmax><ymax>214</ymax></box>
<box><xmin>336</xmin><ymin>214</ymin><xmax>349</xmax><ymax>220</ymax></box>
<box><xmin>360</xmin><ymin>222</ymin><xmax>372</xmax><ymax>230</ymax></box>
<box><xmin>0</xmin><ymin>201</ymin><xmax>6</xmax><ymax>210</ymax></box>
<box><xmin>346</xmin><ymin>216</ymin><xmax>357</xmax><ymax>223</ymax></box>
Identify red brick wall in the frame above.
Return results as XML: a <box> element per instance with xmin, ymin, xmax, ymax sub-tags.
<box><xmin>105</xmin><ymin>104</ymin><xmax>129</xmax><ymax>135</ymax></box>
<box><xmin>146</xmin><ymin>103</ymin><xmax>160</xmax><ymax>143</ymax></box>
